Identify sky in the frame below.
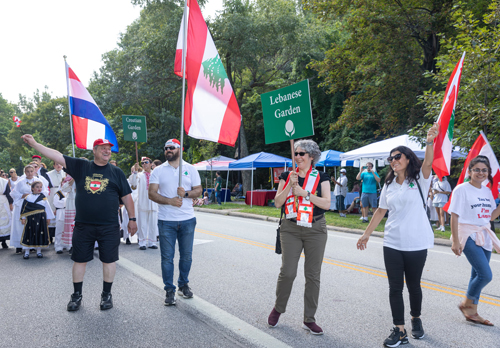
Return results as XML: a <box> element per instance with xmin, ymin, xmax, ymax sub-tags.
<box><xmin>0</xmin><ymin>0</ymin><xmax>224</xmax><ymax>104</ymax></box>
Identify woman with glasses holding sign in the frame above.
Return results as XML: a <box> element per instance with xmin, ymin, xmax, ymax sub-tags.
<box><xmin>356</xmin><ymin>124</ymin><xmax>439</xmax><ymax>347</ymax></box>
<box><xmin>267</xmin><ymin>139</ymin><xmax>331</xmax><ymax>335</ymax></box>
<box><xmin>449</xmin><ymin>155</ymin><xmax>500</xmax><ymax>326</ymax></box>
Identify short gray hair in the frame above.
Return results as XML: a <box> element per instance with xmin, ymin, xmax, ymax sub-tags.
<box><xmin>294</xmin><ymin>139</ymin><xmax>321</xmax><ymax>166</ymax></box>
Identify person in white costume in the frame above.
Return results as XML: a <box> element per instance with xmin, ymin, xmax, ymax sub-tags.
<box><xmin>130</xmin><ymin>157</ymin><xmax>158</xmax><ymax>250</ymax></box>
<box><xmin>122</xmin><ymin>167</ymin><xmax>138</xmax><ymax>245</ymax></box>
<box><xmin>53</xmin><ymin>190</ymin><xmax>66</xmax><ymax>253</ymax></box>
<box><xmin>0</xmin><ymin>177</ymin><xmax>13</xmax><ymax>249</ymax></box>
<box><xmin>10</xmin><ymin>164</ymin><xmax>49</xmax><ymax>254</ymax></box>
<box><xmin>47</xmin><ymin>162</ymin><xmax>66</xmax><ymax>209</ymax></box>
<box><xmin>20</xmin><ymin>181</ymin><xmax>55</xmax><ymax>259</ymax></box>
<box><xmin>8</xmin><ymin>168</ymin><xmax>20</xmax><ymax>190</ymax></box>
<box><xmin>61</xmin><ymin>176</ymin><xmax>76</xmax><ymax>253</ymax></box>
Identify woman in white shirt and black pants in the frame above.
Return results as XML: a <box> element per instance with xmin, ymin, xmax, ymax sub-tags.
<box><xmin>356</xmin><ymin>124</ymin><xmax>439</xmax><ymax>347</ymax></box>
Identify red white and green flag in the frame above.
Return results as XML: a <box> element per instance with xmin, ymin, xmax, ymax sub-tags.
<box><xmin>433</xmin><ymin>52</ymin><xmax>466</xmax><ymax>179</ymax></box>
<box><xmin>174</xmin><ymin>0</ymin><xmax>241</xmax><ymax>146</ymax></box>
<box><xmin>444</xmin><ymin>131</ymin><xmax>500</xmax><ymax>211</ymax></box>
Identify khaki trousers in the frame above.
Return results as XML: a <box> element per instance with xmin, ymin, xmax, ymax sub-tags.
<box><xmin>274</xmin><ymin>217</ymin><xmax>327</xmax><ymax>322</ymax></box>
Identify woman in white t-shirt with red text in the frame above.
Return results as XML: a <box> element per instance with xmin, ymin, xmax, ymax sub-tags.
<box><xmin>449</xmin><ymin>155</ymin><xmax>500</xmax><ymax>326</ymax></box>
<box><xmin>356</xmin><ymin>124</ymin><xmax>439</xmax><ymax>347</ymax></box>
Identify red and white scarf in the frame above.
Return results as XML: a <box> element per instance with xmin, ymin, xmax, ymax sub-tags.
<box><xmin>144</xmin><ymin>171</ymin><xmax>151</xmax><ymax>190</ymax></box>
<box><xmin>284</xmin><ymin>167</ymin><xmax>321</xmax><ymax>228</ymax></box>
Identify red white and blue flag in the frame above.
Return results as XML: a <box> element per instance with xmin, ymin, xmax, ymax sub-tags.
<box><xmin>12</xmin><ymin>116</ymin><xmax>21</xmax><ymax>127</ymax></box>
<box><xmin>66</xmin><ymin>62</ymin><xmax>119</xmax><ymax>152</ymax></box>
<box><xmin>174</xmin><ymin>0</ymin><xmax>241</xmax><ymax>146</ymax></box>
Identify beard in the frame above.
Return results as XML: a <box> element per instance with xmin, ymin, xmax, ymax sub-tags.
<box><xmin>166</xmin><ymin>151</ymin><xmax>179</xmax><ymax>161</ymax></box>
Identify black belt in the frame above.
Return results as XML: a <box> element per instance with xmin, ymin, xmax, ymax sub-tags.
<box><xmin>290</xmin><ymin>215</ymin><xmax>324</xmax><ymax>224</ymax></box>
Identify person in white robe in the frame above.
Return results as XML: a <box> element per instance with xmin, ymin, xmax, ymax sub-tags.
<box><xmin>10</xmin><ymin>164</ymin><xmax>49</xmax><ymax>253</ymax></box>
<box><xmin>130</xmin><ymin>157</ymin><xmax>158</xmax><ymax>250</ymax></box>
<box><xmin>0</xmin><ymin>177</ymin><xmax>13</xmax><ymax>248</ymax></box>
<box><xmin>53</xmin><ymin>190</ymin><xmax>66</xmax><ymax>253</ymax></box>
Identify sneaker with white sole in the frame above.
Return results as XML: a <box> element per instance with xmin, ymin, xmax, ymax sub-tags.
<box><xmin>411</xmin><ymin>317</ymin><xmax>424</xmax><ymax>339</ymax></box>
<box><xmin>302</xmin><ymin>322</ymin><xmax>324</xmax><ymax>335</ymax></box>
<box><xmin>164</xmin><ymin>289</ymin><xmax>176</xmax><ymax>306</ymax></box>
<box><xmin>383</xmin><ymin>327</ymin><xmax>408</xmax><ymax>347</ymax></box>
<box><xmin>177</xmin><ymin>284</ymin><xmax>193</xmax><ymax>299</ymax></box>
<box><xmin>267</xmin><ymin>308</ymin><xmax>281</xmax><ymax>327</ymax></box>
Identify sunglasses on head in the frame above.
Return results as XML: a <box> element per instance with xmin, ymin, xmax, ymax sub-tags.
<box><xmin>387</xmin><ymin>153</ymin><xmax>402</xmax><ymax>163</ymax></box>
<box><xmin>471</xmin><ymin>168</ymin><xmax>488</xmax><ymax>173</ymax></box>
<box><xmin>294</xmin><ymin>152</ymin><xmax>307</xmax><ymax>157</ymax></box>
<box><xmin>164</xmin><ymin>146</ymin><xmax>177</xmax><ymax>151</ymax></box>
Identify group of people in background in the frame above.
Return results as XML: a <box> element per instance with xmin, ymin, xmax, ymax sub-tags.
<box><xmin>1</xmin><ymin>126</ymin><xmax>499</xmax><ymax>346</ymax></box>
<box><xmin>1</xmin><ymin>135</ymin><xmax>202</xmax><ymax>313</ymax></box>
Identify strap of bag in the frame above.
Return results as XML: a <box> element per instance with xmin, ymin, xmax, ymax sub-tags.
<box><xmin>415</xmin><ymin>179</ymin><xmax>426</xmax><ymax>210</ymax></box>
<box><xmin>278</xmin><ymin>205</ymin><xmax>284</xmax><ymax>225</ymax></box>
<box><xmin>416</xmin><ymin>179</ymin><xmax>433</xmax><ymax>228</ymax></box>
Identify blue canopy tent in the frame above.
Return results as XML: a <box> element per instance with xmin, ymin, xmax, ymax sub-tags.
<box><xmin>316</xmin><ymin>150</ymin><xmax>355</xmax><ymax>168</ymax></box>
<box><xmin>228</xmin><ymin>152</ymin><xmax>293</xmax><ymax>207</ymax></box>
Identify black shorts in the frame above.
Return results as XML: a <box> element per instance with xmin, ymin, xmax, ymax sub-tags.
<box><xmin>71</xmin><ymin>222</ymin><xmax>120</xmax><ymax>263</ymax></box>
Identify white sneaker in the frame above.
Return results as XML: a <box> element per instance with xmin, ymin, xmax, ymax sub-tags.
<box><xmin>359</xmin><ymin>216</ymin><xmax>364</xmax><ymax>220</ymax></box>
<box><xmin>440</xmin><ymin>226</ymin><xmax>446</xmax><ymax>232</ymax></box>
<box><xmin>435</xmin><ymin>225</ymin><xmax>443</xmax><ymax>231</ymax></box>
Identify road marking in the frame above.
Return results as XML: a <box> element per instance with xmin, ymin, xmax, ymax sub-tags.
<box><xmin>118</xmin><ymin>256</ymin><xmax>291</xmax><ymax>348</ymax></box>
<box><xmin>196</xmin><ymin>228</ymin><xmax>500</xmax><ymax>307</ymax></box>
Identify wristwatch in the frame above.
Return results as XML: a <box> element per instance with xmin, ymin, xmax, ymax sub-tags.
<box><xmin>305</xmin><ymin>191</ymin><xmax>311</xmax><ymax>201</ymax></box>
<box><xmin>129</xmin><ymin>217</ymin><xmax>136</xmax><ymax>221</ymax></box>
<box><xmin>184</xmin><ymin>191</ymin><xmax>189</xmax><ymax>198</ymax></box>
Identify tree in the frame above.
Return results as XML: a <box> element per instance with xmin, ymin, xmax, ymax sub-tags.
<box><xmin>303</xmin><ymin>0</ymin><xmax>492</xmax><ymax>141</ymax></box>
<box><xmin>413</xmin><ymin>1</ymin><xmax>500</xmax><ymax>154</ymax></box>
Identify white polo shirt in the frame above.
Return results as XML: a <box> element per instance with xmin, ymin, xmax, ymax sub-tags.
<box><xmin>149</xmin><ymin>160</ymin><xmax>201</xmax><ymax>222</ymax></box>
<box><xmin>379</xmin><ymin>169</ymin><xmax>434</xmax><ymax>251</ymax></box>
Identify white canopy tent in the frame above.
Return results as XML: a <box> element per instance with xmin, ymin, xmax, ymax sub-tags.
<box><xmin>340</xmin><ymin>134</ymin><xmax>466</xmax><ymax>164</ymax></box>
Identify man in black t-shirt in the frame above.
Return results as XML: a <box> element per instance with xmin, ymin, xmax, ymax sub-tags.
<box><xmin>21</xmin><ymin>135</ymin><xmax>137</xmax><ymax>312</ymax></box>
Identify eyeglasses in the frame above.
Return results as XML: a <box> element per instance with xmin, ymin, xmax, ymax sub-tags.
<box><xmin>471</xmin><ymin>168</ymin><xmax>489</xmax><ymax>173</ymax></box>
<box><xmin>164</xmin><ymin>146</ymin><xmax>177</xmax><ymax>151</ymax></box>
<box><xmin>9</xmin><ymin>171</ymin><xmax>14</xmax><ymax>173</ymax></box>
<box><xmin>294</xmin><ymin>152</ymin><xmax>307</xmax><ymax>157</ymax></box>
<box><xmin>387</xmin><ymin>153</ymin><xmax>403</xmax><ymax>163</ymax></box>
<box><xmin>141</xmin><ymin>161</ymin><xmax>150</xmax><ymax>164</ymax></box>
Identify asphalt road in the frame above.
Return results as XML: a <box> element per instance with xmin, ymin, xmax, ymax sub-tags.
<box><xmin>1</xmin><ymin>211</ymin><xmax>499</xmax><ymax>347</ymax></box>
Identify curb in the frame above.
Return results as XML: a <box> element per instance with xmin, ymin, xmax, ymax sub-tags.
<box><xmin>194</xmin><ymin>207</ymin><xmax>453</xmax><ymax>247</ymax></box>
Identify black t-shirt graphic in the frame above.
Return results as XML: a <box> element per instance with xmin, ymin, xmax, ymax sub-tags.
<box><xmin>64</xmin><ymin>155</ymin><xmax>132</xmax><ymax>225</ymax></box>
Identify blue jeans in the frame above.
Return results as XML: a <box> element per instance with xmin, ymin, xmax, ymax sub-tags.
<box><xmin>158</xmin><ymin>218</ymin><xmax>197</xmax><ymax>292</ymax></box>
<box><xmin>335</xmin><ymin>195</ymin><xmax>345</xmax><ymax>211</ymax></box>
<box><xmin>216</xmin><ymin>191</ymin><xmax>222</xmax><ymax>204</ymax></box>
<box><xmin>463</xmin><ymin>237</ymin><xmax>492</xmax><ymax>304</ymax></box>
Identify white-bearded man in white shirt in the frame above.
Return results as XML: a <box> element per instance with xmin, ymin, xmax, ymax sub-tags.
<box><xmin>130</xmin><ymin>157</ymin><xmax>158</xmax><ymax>250</ymax></box>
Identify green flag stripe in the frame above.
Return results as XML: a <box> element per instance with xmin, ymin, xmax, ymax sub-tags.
<box><xmin>447</xmin><ymin>110</ymin><xmax>455</xmax><ymax>141</ymax></box>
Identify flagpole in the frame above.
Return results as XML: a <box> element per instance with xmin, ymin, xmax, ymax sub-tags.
<box><xmin>178</xmin><ymin>0</ymin><xmax>188</xmax><ymax>189</ymax></box>
<box><xmin>63</xmin><ymin>55</ymin><xmax>76</xmax><ymax>157</ymax></box>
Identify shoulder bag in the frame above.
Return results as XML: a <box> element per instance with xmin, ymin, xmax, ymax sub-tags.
<box><xmin>416</xmin><ymin>179</ymin><xmax>433</xmax><ymax>228</ymax></box>
<box><xmin>275</xmin><ymin>206</ymin><xmax>284</xmax><ymax>254</ymax></box>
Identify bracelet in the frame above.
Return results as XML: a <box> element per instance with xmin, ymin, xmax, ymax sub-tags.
<box><xmin>426</xmin><ymin>140</ymin><xmax>433</xmax><ymax>146</ymax></box>
<box><xmin>129</xmin><ymin>217</ymin><xmax>136</xmax><ymax>221</ymax></box>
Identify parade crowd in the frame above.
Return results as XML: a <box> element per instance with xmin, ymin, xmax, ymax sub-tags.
<box><xmin>1</xmin><ymin>125</ymin><xmax>500</xmax><ymax>347</ymax></box>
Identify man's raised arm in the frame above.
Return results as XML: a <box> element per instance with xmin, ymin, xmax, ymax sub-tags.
<box><xmin>21</xmin><ymin>134</ymin><xmax>66</xmax><ymax>168</ymax></box>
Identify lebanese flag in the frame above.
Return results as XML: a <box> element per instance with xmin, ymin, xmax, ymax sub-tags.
<box><xmin>444</xmin><ymin>131</ymin><xmax>500</xmax><ymax>211</ymax></box>
<box><xmin>66</xmin><ymin>62</ymin><xmax>119</xmax><ymax>153</ymax></box>
<box><xmin>433</xmin><ymin>52</ymin><xmax>465</xmax><ymax>179</ymax></box>
<box><xmin>12</xmin><ymin>116</ymin><xmax>21</xmax><ymax>127</ymax></box>
<box><xmin>174</xmin><ymin>0</ymin><xmax>241</xmax><ymax>146</ymax></box>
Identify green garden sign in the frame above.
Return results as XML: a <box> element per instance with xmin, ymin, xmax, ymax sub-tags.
<box><xmin>261</xmin><ymin>80</ymin><xmax>314</xmax><ymax>144</ymax></box>
<box><xmin>122</xmin><ymin>115</ymin><xmax>147</xmax><ymax>143</ymax></box>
